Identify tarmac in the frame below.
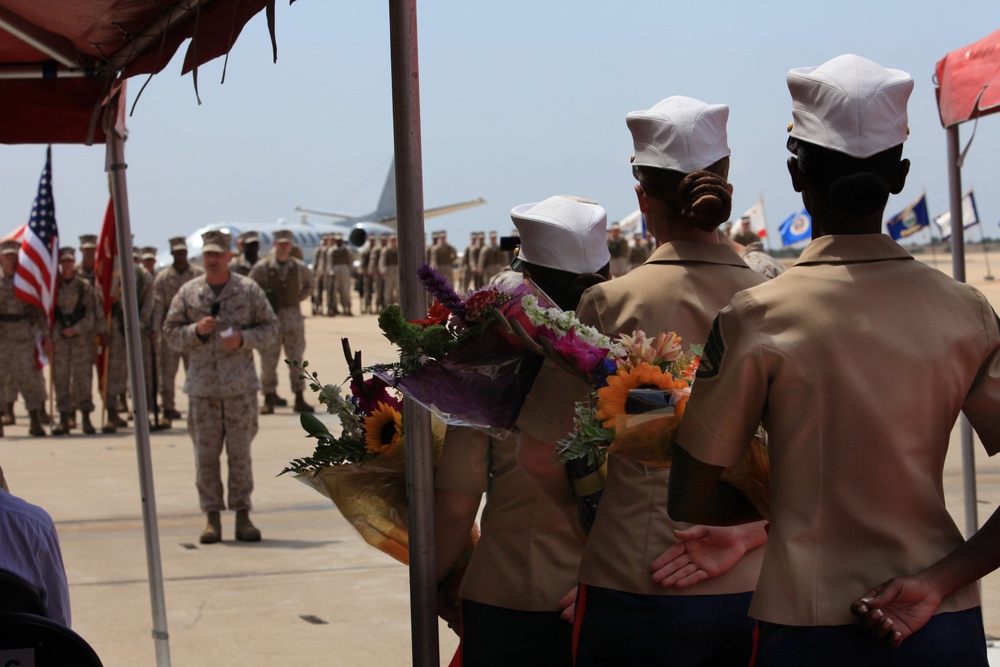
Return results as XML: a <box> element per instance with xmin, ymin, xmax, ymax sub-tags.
<box><xmin>3</xmin><ymin>251</ymin><xmax>1000</xmax><ymax>665</ymax></box>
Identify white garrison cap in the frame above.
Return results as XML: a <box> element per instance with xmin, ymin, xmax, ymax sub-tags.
<box><xmin>786</xmin><ymin>54</ymin><xmax>913</xmax><ymax>159</ymax></box>
<box><xmin>627</xmin><ymin>96</ymin><xmax>730</xmax><ymax>173</ymax></box>
<box><xmin>510</xmin><ymin>196</ymin><xmax>610</xmax><ymax>274</ymax></box>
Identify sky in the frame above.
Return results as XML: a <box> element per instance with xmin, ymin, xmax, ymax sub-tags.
<box><xmin>0</xmin><ymin>1</ymin><xmax>998</xmax><ymax>254</ymax></box>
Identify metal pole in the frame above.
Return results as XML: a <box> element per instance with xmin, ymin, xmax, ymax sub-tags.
<box><xmin>947</xmin><ymin>124</ymin><xmax>979</xmax><ymax>539</ymax></box>
<box><xmin>106</xmin><ymin>112</ymin><xmax>172</xmax><ymax>667</ymax></box>
<box><xmin>387</xmin><ymin>1</ymin><xmax>437</xmax><ymax>665</ymax></box>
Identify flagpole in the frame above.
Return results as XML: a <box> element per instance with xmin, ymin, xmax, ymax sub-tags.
<box><xmin>978</xmin><ymin>224</ymin><xmax>993</xmax><ymax>281</ymax></box>
<box><xmin>946</xmin><ymin>124</ymin><xmax>979</xmax><ymax>541</ymax></box>
<box><xmin>105</xmin><ymin>94</ymin><xmax>172</xmax><ymax>667</ymax></box>
<box><xmin>759</xmin><ymin>194</ymin><xmax>771</xmax><ymax>253</ymax></box>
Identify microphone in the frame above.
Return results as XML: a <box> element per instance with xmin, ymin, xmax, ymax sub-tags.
<box><xmin>210</xmin><ymin>302</ymin><xmax>220</xmax><ymax>317</ymax></box>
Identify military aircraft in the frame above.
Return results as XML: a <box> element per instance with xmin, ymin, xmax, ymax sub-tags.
<box><xmin>157</xmin><ymin>159</ymin><xmax>486</xmax><ymax>268</ymax></box>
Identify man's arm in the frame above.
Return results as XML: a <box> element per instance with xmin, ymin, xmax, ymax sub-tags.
<box><xmin>852</xmin><ymin>504</ymin><xmax>1000</xmax><ymax>648</ymax></box>
<box><xmin>667</xmin><ymin>445</ymin><xmax>763</xmax><ymax>526</ymax></box>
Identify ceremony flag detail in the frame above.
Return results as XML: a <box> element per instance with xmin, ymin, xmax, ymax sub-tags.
<box><xmin>886</xmin><ymin>193</ymin><xmax>930</xmax><ymax>240</ymax></box>
<box><xmin>779</xmin><ymin>209</ymin><xmax>811</xmax><ymax>246</ymax></box>
<box><xmin>934</xmin><ymin>191</ymin><xmax>979</xmax><ymax>240</ymax></box>
<box><xmin>742</xmin><ymin>197</ymin><xmax>767</xmax><ymax>238</ymax></box>
<box><xmin>13</xmin><ymin>147</ymin><xmax>59</xmax><ymax>329</ymax></box>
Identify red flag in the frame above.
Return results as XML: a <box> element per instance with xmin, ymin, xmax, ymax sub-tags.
<box><xmin>95</xmin><ymin>198</ymin><xmax>117</xmax><ymax>393</ymax></box>
<box><xmin>1</xmin><ymin>224</ymin><xmax>26</xmax><ymax>243</ymax></box>
<box><xmin>14</xmin><ymin>147</ymin><xmax>59</xmax><ymax>330</ymax></box>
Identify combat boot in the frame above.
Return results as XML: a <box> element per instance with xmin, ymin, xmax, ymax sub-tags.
<box><xmin>1</xmin><ymin>403</ymin><xmax>12</xmax><ymax>426</ymax></box>
<box><xmin>235</xmin><ymin>509</ymin><xmax>261</xmax><ymax>542</ymax></box>
<box><xmin>68</xmin><ymin>413</ymin><xmax>77</xmax><ymax>429</ymax></box>
<box><xmin>293</xmin><ymin>391</ymin><xmax>314</xmax><ymax>414</ymax></box>
<box><xmin>200</xmin><ymin>511</ymin><xmax>222</xmax><ymax>544</ymax></box>
<box><xmin>108</xmin><ymin>406</ymin><xmax>128</xmax><ymax>428</ymax></box>
<box><xmin>52</xmin><ymin>412</ymin><xmax>72</xmax><ymax>436</ymax></box>
<box><xmin>28</xmin><ymin>410</ymin><xmax>46</xmax><ymax>437</ymax></box>
<box><xmin>273</xmin><ymin>393</ymin><xmax>289</xmax><ymax>407</ymax></box>
<box><xmin>38</xmin><ymin>406</ymin><xmax>52</xmax><ymax>425</ymax></box>
<box><xmin>260</xmin><ymin>393</ymin><xmax>276</xmax><ymax>415</ymax></box>
<box><xmin>164</xmin><ymin>408</ymin><xmax>182</xmax><ymax>420</ymax></box>
<box><xmin>81</xmin><ymin>411</ymin><xmax>96</xmax><ymax>435</ymax></box>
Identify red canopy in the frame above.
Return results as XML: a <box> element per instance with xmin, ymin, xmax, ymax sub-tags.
<box><xmin>935</xmin><ymin>28</ymin><xmax>1000</xmax><ymax>128</ymax></box>
<box><xmin>0</xmin><ymin>0</ymin><xmax>285</xmax><ymax>144</ymax></box>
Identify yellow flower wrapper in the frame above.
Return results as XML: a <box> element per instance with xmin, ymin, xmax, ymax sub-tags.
<box><xmin>295</xmin><ymin>416</ymin><xmax>479</xmax><ymax>566</ymax></box>
<box><xmin>606</xmin><ymin>411</ymin><xmax>771</xmax><ymax>519</ymax></box>
<box><xmin>606</xmin><ymin>411</ymin><xmax>682</xmax><ymax>469</ymax></box>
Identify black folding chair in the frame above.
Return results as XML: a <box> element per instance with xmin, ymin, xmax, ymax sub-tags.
<box><xmin>0</xmin><ymin>611</ymin><xmax>103</xmax><ymax>666</ymax></box>
<box><xmin>0</xmin><ymin>569</ymin><xmax>47</xmax><ymax>617</ymax></box>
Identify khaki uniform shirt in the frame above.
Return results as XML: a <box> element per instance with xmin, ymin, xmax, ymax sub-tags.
<box><xmin>151</xmin><ymin>263</ymin><xmax>204</xmax><ymax>333</ymax></box>
<box><xmin>436</xmin><ymin>426</ymin><xmax>584</xmax><ymax>611</ymax></box>
<box><xmin>162</xmin><ymin>272</ymin><xmax>278</xmax><ymax>398</ymax></box>
<box><xmin>518</xmin><ymin>240</ymin><xmax>766</xmax><ymax>596</ymax></box>
<box><xmin>679</xmin><ymin>234</ymin><xmax>1000</xmax><ymax>625</ymax></box>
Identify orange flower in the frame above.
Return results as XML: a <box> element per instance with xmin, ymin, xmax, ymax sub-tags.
<box><xmin>410</xmin><ymin>301</ymin><xmax>451</xmax><ymax>327</ymax></box>
<box><xmin>596</xmin><ymin>362</ymin><xmax>688</xmax><ymax>429</ymax></box>
<box><xmin>364</xmin><ymin>401</ymin><xmax>404</xmax><ymax>456</ymax></box>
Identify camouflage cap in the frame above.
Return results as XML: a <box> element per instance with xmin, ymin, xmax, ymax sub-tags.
<box><xmin>141</xmin><ymin>247</ymin><xmax>157</xmax><ymax>260</ymax></box>
<box><xmin>273</xmin><ymin>230</ymin><xmax>294</xmax><ymax>243</ymax></box>
<box><xmin>201</xmin><ymin>230</ymin><xmax>232</xmax><ymax>253</ymax></box>
<box><xmin>169</xmin><ymin>236</ymin><xmax>187</xmax><ymax>251</ymax></box>
<box><xmin>59</xmin><ymin>247</ymin><xmax>76</xmax><ymax>261</ymax></box>
<box><xmin>1</xmin><ymin>240</ymin><xmax>20</xmax><ymax>255</ymax></box>
<box><xmin>240</xmin><ymin>231</ymin><xmax>260</xmax><ymax>244</ymax></box>
<box><xmin>79</xmin><ymin>234</ymin><xmax>98</xmax><ymax>249</ymax></box>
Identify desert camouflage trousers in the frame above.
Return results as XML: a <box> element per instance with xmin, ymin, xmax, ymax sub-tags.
<box><xmin>0</xmin><ymin>339</ymin><xmax>46</xmax><ymax>412</ymax></box>
<box><xmin>53</xmin><ymin>334</ymin><xmax>95</xmax><ymax>413</ymax></box>
<box><xmin>259</xmin><ymin>308</ymin><xmax>306</xmax><ymax>394</ymax></box>
<box><xmin>188</xmin><ymin>392</ymin><xmax>259</xmax><ymax>512</ymax></box>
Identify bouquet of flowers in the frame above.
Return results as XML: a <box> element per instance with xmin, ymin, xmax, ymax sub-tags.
<box><xmin>554</xmin><ymin>330</ymin><xmax>770</xmax><ymax>518</ymax></box>
<box><xmin>282</xmin><ymin>341</ymin><xmax>477</xmax><ymax>567</ymax></box>
<box><xmin>373</xmin><ymin>265</ymin><xmax>547</xmax><ymax>435</ymax></box>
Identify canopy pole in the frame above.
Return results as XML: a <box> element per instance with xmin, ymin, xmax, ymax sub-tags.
<box><xmin>947</xmin><ymin>124</ymin><xmax>979</xmax><ymax>539</ymax></box>
<box><xmin>387</xmin><ymin>1</ymin><xmax>438</xmax><ymax>664</ymax></box>
<box><xmin>105</xmin><ymin>105</ymin><xmax>172</xmax><ymax>667</ymax></box>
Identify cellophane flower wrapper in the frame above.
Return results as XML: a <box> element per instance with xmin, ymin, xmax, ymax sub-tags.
<box><xmin>294</xmin><ymin>408</ymin><xmax>480</xmax><ymax>567</ymax></box>
<box><xmin>383</xmin><ymin>324</ymin><xmax>544</xmax><ymax>436</ymax></box>
<box><xmin>606</xmin><ymin>410</ymin><xmax>683</xmax><ymax>469</ymax></box>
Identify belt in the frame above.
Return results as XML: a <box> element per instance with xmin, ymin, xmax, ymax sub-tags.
<box><xmin>0</xmin><ymin>312</ymin><xmax>30</xmax><ymax>322</ymax></box>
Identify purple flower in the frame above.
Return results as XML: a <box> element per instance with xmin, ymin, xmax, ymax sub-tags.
<box><xmin>418</xmin><ymin>264</ymin><xmax>466</xmax><ymax>317</ymax></box>
<box><xmin>552</xmin><ymin>326</ymin><xmax>610</xmax><ymax>375</ymax></box>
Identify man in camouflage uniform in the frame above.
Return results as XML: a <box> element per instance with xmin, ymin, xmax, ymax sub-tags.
<box><xmin>368</xmin><ymin>234</ymin><xmax>386</xmax><ymax>312</ymax></box>
<box><xmin>310</xmin><ymin>234</ymin><xmax>329</xmax><ymax>315</ymax></box>
<box><xmin>321</xmin><ymin>235</ymin><xmax>338</xmax><ymax>316</ymax></box>
<box><xmin>163</xmin><ymin>230</ymin><xmax>278</xmax><ymax>544</ymax></box>
<box><xmin>0</xmin><ymin>240</ymin><xmax>51</xmax><ymax>437</ymax></box>
<box><xmin>459</xmin><ymin>231</ymin><xmax>480</xmax><ymax>292</ymax></box>
<box><xmin>229</xmin><ymin>231</ymin><xmax>259</xmax><ymax>277</ymax></box>
<box><xmin>429</xmin><ymin>230</ymin><xmax>457</xmax><ymax>286</ymax></box>
<box><xmin>51</xmin><ymin>247</ymin><xmax>99</xmax><ymax>436</ymax></box>
<box><xmin>152</xmin><ymin>237</ymin><xmax>204</xmax><ymax>428</ymax></box>
<box><xmin>249</xmin><ymin>229</ymin><xmax>314</xmax><ymax>414</ymax></box>
<box><xmin>628</xmin><ymin>232</ymin><xmax>652</xmax><ymax>271</ymax></box>
<box><xmin>358</xmin><ymin>239</ymin><xmax>373</xmax><ymax>314</ymax></box>
<box><xmin>607</xmin><ymin>221</ymin><xmax>630</xmax><ymax>277</ymax></box>
<box><xmin>140</xmin><ymin>247</ymin><xmax>158</xmax><ymax>277</ymax></box>
<box><xmin>104</xmin><ymin>254</ymin><xmax>154</xmax><ymax>432</ymax></box>
<box><xmin>478</xmin><ymin>230</ymin><xmax>509</xmax><ymax>285</ymax></box>
<box><xmin>378</xmin><ymin>233</ymin><xmax>400</xmax><ymax>306</ymax></box>
<box><xmin>76</xmin><ymin>234</ymin><xmax>98</xmax><ymax>283</ymax></box>
<box><xmin>329</xmin><ymin>234</ymin><xmax>353</xmax><ymax>316</ymax></box>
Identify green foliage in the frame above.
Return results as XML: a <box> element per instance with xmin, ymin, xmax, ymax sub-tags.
<box><xmin>554</xmin><ymin>395</ymin><xmax>614</xmax><ymax>466</ymax></box>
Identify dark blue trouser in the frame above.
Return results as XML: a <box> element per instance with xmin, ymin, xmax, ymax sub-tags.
<box><xmin>573</xmin><ymin>583</ymin><xmax>755</xmax><ymax>666</ymax></box>
<box><xmin>460</xmin><ymin>598</ymin><xmax>573</xmax><ymax>667</ymax></box>
<box><xmin>752</xmin><ymin>607</ymin><xmax>988</xmax><ymax>667</ymax></box>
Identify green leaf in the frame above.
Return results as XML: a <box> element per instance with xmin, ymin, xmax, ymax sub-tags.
<box><xmin>300</xmin><ymin>412</ymin><xmax>332</xmax><ymax>438</ymax></box>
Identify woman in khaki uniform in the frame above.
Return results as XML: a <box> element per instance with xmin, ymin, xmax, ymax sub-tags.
<box><xmin>670</xmin><ymin>55</ymin><xmax>1000</xmax><ymax>666</ymax></box>
<box><xmin>518</xmin><ymin>97</ymin><xmax>768</xmax><ymax>666</ymax></box>
<box><xmin>435</xmin><ymin>196</ymin><xmax>610</xmax><ymax>667</ymax></box>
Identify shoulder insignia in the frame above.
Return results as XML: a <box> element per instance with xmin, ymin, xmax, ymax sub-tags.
<box><xmin>695</xmin><ymin>315</ymin><xmax>726</xmax><ymax>380</ymax></box>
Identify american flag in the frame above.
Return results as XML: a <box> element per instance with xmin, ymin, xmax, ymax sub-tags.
<box><xmin>14</xmin><ymin>147</ymin><xmax>59</xmax><ymax>330</ymax></box>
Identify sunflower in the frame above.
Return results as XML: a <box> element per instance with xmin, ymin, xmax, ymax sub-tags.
<box><xmin>364</xmin><ymin>401</ymin><xmax>404</xmax><ymax>456</ymax></box>
<box><xmin>596</xmin><ymin>362</ymin><xmax>690</xmax><ymax>429</ymax></box>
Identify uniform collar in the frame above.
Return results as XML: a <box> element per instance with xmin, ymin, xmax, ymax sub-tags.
<box><xmin>794</xmin><ymin>234</ymin><xmax>914</xmax><ymax>266</ymax></box>
<box><xmin>646</xmin><ymin>239</ymin><xmax>750</xmax><ymax>268</ymax></box>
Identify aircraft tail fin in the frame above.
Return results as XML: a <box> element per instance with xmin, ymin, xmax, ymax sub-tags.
<box><xmin>374</xmin><ymin>159</ymin><xmax>397</xmax><ymax>223</ymax></box>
